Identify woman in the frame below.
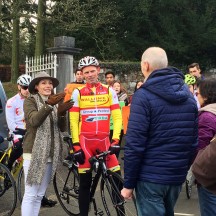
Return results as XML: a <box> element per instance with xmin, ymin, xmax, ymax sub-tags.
<box><xmin>196</xmin><ymin>78</ymin><xmax>216</xmax><ymax>216</ymax></box>
<box><xmin>21</xmin><ymin>71</ymin><xmax>74</xmax><ymax>216</ymax></box>
<box><xmin>113</xmin><ymin>80</ymin><xmax>129</xmax><ymax>105</ymax></box>
<box><xmin>128</xmin><ymin>81</ymin><xmax>143</xmax><ymax>104</ymax></box>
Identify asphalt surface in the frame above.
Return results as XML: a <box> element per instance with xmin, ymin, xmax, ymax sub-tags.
<box><xmin>1</xmin><ymin>144</ymin><xmax>201</xmax><ymax>216</ymax></box>
<box><xmin>10</xmin><ymin>183</ymin><xmax>200</xmax><ymax>216</ymax></box>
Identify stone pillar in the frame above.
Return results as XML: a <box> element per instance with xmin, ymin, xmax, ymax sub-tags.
<box><xmin>47</xmin><ymin>36</ymin><xmax>81</xmax><ymax>92</ymax></box>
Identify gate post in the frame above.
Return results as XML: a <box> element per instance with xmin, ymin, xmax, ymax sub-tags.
<box><xmin>47</xmin><ymin>36</ymin><xmax>81</xmax><ymax>92</ymax></box>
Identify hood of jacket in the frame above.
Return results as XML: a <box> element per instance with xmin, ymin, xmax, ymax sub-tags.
<box><xmin>199</xmin><ymin>103</ymin><xmax>216</xmax><ymax>116</ymax></box>
<box><xmin>142</xmin><ymin>67</ymin><xmax>190</xmax><ymax>104</ymax></box>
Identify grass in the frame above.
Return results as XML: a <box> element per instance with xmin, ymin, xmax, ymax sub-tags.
<box><xmin>2</xmin><ymin>82</ymin><xmax>18</xmax><ymax>99</ymax></box>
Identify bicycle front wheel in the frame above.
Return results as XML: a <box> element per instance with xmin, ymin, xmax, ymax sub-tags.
<box><xmin>101</xmin><ymin>171</ymin><xmax>137</xmax><ymax>216</ymax></box>
<box><xmin>0</xmin><ymin>163</ymin><xmax>17</xmax><ymax>216</ymax></box>
<box><xmin>53</xmin><ymin>164</ymin><xmax>80</xmax><ymax>216</ymax></box>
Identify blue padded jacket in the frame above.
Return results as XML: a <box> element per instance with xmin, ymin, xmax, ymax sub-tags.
<box><xmin>124</xmin><ymin>67</ymin><xmax>198</xmax><ymax>189</ymax></box>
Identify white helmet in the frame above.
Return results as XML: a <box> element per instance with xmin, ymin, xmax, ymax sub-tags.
<box><xmin>78</xmin><ymin>56</ymin><xmax>99</xmax><ymax>70</ymax></box>
<box><xmin>17</xmin><ymin>74</ymin><xmax>32</xmax><ymax>86</ymax></box>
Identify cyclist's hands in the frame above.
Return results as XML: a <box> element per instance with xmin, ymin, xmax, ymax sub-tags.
<box><xmin>13</xmin><ymin>139</ymin><xmax>23</xmax><ymax>149</ymax></box>
<box><xmin>46</xmin><ymin>92</ymin><xmax>66</xmax><ymax>106</ymax></box>
<box><xmin>109</xmin><ymin>139</ymin><xmax>120</xmax><ymax>155</ymax></box>
<box><xmin>73</xmin><ymin>143</ymin><xmax>85</xmax><ymax>164</ymax></box>
<box><xmin>13</xmin><ymin>128</ymin><xmax>26</xmax><ymax>136</ymax></box>
<box><xmin>58</xmin><ymin>99</ymin><xmax>74</xmax><ymax>116</ymax></box>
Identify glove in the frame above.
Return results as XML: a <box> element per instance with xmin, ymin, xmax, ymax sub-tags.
<box><xmin>73</xmin><ymin>143</ymin><xmax>85</xmax><ymax>164</ymax></box>
<box><xmin>58</xmin><ymin>99</ymin><xmax>74</xmax><ymax>116</ymax></box>
<box><xmin>46</xmin><ymin>92</ymin><xmax>66</xmax><ymax>106</ymax></box>
<box><xmin>13</xmin><ymin>139</ymin><xmax>23</xmax><ymax>149</ymax></box>
<box><xmin>109</xmin><ymin>139</ymin><xmax>120</xmax><ymax>155</ymax></box>
<box><xmin>13</xmin><ymin>128</ymin><xmax>26</xmax><ymax>136</ymax></box>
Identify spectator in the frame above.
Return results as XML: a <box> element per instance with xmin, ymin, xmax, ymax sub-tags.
<box><xmin>73</xmin><ymin>69</ymin><xmax>85</xmax><ymax>84</ymax></box>
<box><xmin>134</xmin><ymin>81</ymin><xmax>143</xmax><ymax>92</ymax></box>
<box><xmin>188</xmin><ymin>62</ymin><xmax>205</xmax><ymax>81</ymax></box>
<box><xmin>121</xmin><ymin>47</ymin><xmax>198</xmax><ymax>216</ymax></box>
<box><xmin>113</xmin><ymin>80</ymin><xmax>129</xmax><ymax>105</ymax></box>
<box><xmin>6</xmin><ymin>74</ymin><xmax>57</xmax><ymax>207</ymax></box>
<box><xmin>129</xmin><ymin>81</ymin><xmax>143</xmax><ymax>104</ymax></box>
<box><xmin>105</xmin><ymin>71</ymin><xmax>115</xmax><ymax>87</ymax></box>
<box><xmin>21</xmin><ymin>71</ymin><xmax>73</xmax><ymax>216</ymax></box>
<box><xmin>195</xmin><ymin>78</ymin><xmax>216</xmax><ymax>216</ymax></box>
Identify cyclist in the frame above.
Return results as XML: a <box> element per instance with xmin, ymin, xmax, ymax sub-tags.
<box><xmin>5</xmin><ymin>74</ymin><xmax>57</xmax><ymax>207</ymax></box>
<box><xmin>184</xmin><ymin>73</ymin><xmax>200</xmax><ymax>108</ymax></box>
<box><xmin>70</xmin><ymin>56</ymin><xmax>122</xmax><ymax>216</ymax></box>
<box><xmin>6</xmin><ymin>74</ymin><xmax>31</xmax><ymax>171</ymax></box>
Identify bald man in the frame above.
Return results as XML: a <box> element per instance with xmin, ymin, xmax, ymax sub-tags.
<box><xmin>121</xmin><ymin>47</ymin><xmax>198</xmax><ymax>216</ymax></box>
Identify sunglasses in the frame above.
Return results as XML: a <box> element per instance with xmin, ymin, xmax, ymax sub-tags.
<box><xmin>21</xmin><ymin>86</ymin><xmax>29</xmax><ymax>90</ymax></box>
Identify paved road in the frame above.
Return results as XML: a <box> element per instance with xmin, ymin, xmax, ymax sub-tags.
<box><xmin>2</xmin><ymin>148</ymin><xmax>201</xmax><ymax>216</ymax></box>
<box><xmin>11</xmin><ymin>182</ymin><xmax>200</xmax><ymax>216</ymax></box>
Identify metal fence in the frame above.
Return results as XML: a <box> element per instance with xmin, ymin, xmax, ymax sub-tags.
<box><xmin>25</xmin><ymin>54</ymin><xmax>58</xmax><ymax>79</ymax></box>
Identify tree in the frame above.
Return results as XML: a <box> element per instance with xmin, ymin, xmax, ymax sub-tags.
<box><xmin>11</xmin><ymin>0</ymin><xmax>21</xmax><ymax>83</ymax></box>
<box><xmin>35</xmin><ymin>0</ymin><xmax>46</xmax><ymax>57</ymax></box>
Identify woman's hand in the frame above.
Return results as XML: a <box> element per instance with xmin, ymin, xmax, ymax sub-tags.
<box><xmin>58</xmin><ymin>99</ymin><xmax>74</xmax><ymax>116</ymax></box>
<box><xmin>46</xmin><ymin>92</ymin><xmax>66</xmax><ymax>106</ymax></box>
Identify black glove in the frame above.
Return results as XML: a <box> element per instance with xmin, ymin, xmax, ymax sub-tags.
<box><xmin>13</xmin><ymin>139</ymin><xmax>23</xmax><ymax>149</ymax></box>
<box><xmin>74</xmin><ymin>149</ymin><xmax>85</xmax><ymax>165</ymax></box>
<box><xmin>13</xmin><ymin>128</ymin><xmax>26</xmax><ymax>136</ymax></box>
<box><xmin>109</xmin><ymin>139</ymin><xmax>120</xmax><ymax>155</ymax></box>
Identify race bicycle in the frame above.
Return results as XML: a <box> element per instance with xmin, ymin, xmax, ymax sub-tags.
<box><xmin>53</xmin><ymin>136</ymin><xmax>137</xmax><ymax>216</ymax></box>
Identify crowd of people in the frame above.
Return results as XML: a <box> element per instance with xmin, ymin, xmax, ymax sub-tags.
<box><xmin>3</xmin><ymin>46</ymin><xmax>216</xmax><ymax>216</ymax></box>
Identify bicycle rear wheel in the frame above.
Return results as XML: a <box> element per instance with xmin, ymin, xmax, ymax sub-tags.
<box><xmin>101</xmin><ymin>171</ymin><xmax>137</xmax><ymax>216</ymax></box>
<box><xmin>0</xmin><ymin>163</ymin><xmax>17</xmax><ymax>216</ymax></box>
<box><xmin>17</xmin><ymin>167</ymin><xmax>24</xmax><ymax>203</ymax></box>
<box><xmin>53</xmin><ymin>164</ymin><xmax>80</xmax><ymax>216</ymax></box>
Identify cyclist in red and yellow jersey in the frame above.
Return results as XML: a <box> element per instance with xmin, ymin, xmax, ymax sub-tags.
<box><xmin>69</xmin><ymin>56</ymin><xmax>122</xmax><ymax>216</ymax></box>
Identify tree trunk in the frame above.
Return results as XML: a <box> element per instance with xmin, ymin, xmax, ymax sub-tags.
<box><xmin>11</xmin><ymin>7</ymin><xmax>20</xmax><ymax>83</ymax></box>
<box><xmin>35</xmin><ymin>0</ymin><xmax>46</xmax><ymax>57</ymax></box>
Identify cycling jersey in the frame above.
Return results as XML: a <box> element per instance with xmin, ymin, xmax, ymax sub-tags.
<box><xmin>6</xmin><ymin>93</ymin><xmax>26</xmax><ymax>138</ymax></box>
<box><xmin>70</xmin><ymin>82</ymin><xmax>122</xmax><ymax>143</ymax></box>
<box><xmin>69</xmin><ymin>82</ymin><xmax>122</xmax><ymax>173</ymax></box>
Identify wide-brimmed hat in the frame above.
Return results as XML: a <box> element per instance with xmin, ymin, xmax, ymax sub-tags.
<box><xmin>28</xmin><ymin>71</ymin><xmax>59</xmax><ymax>94</ymax></box>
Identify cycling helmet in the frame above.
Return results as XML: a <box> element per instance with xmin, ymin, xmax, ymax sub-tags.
<box><xmin>78</xmin><ymin>56</ymin><xmax>99</xmax><ymax>70</ymax></box>
<box><xmin>184</xmin><ymin>74</ymin><xmax>196</xmax><ymax>85</ymax></box>
<box><xmin>17</xmin><ymin>74</ymin><xmax>32</xmax><ymax>86</ymax></box>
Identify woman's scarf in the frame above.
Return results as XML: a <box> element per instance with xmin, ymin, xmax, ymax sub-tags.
<box><xmin>26</xmin><ymin>94</ymin><xmax>63</xmax><ymax>185</ymax></box>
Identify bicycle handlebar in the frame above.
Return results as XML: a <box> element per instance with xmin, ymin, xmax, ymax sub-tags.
<box><xmin>86</xmin><ymin>148</ymin><xmax>123</xmax><ymax>174</ymax></box>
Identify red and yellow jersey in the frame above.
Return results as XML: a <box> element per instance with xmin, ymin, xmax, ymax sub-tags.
<box><xmin>69</xmin><ymin>82</ymin><xmax>122</xmax><ymax>143</ymax></box>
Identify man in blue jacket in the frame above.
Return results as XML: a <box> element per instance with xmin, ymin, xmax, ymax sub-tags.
<box><xmin>121</xmin><ymin>47</ymin><xmax>198</xmax><ymax>216</ymax></box>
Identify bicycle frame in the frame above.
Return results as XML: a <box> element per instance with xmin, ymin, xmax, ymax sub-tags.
<box><xmin>88</xmin><ymin>151</ymin><xmax>119</xmax><ymax>215</ymax></box>
<box><xmin>0</xmin><ymin>141</ymin><xmax>13</xmax><ymax>164</ymax></box>
<box><xmin>0</xmin><ymin>136</ymin><xmax>23</xmax><ymax>179</ymax></box>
